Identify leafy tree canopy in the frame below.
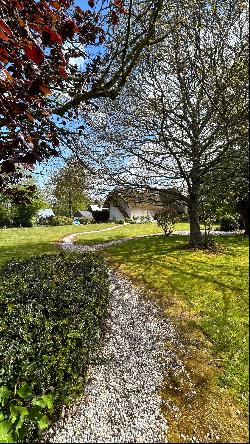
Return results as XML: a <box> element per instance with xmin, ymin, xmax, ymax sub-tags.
<box><xmin>0</xmin><ymin>0</ymin><xmax>165</xmax><ymax>196</ymax></box>
<box><xmin>46</xmin><ymin>157</ymin><xmax>90</xmax><ymax>217</ymax></box>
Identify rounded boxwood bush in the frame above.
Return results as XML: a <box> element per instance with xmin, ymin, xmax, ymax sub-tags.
<box><xmin>220</xmin><ymin>214</ymin><xmax>240</xmax><ymax>232</ymax></box>
<box><xmin>0</xmin><ymin>252</ymin><xmax>109</xmax><ymax>441</ymax></box>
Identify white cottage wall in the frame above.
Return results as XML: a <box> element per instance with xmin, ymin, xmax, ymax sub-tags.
<box><xmin>109</xmin><ymin>205</ymin><xmax>125</xmax><ymax>221</ymax></box>
<box><xmin>130</xmin><ymin>208</ymin><xmax>156</xmax><ymax>220</ymax></box>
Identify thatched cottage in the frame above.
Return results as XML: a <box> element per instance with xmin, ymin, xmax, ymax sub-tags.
<box><xmin>104</xmin><ymin>187</ymin><xmax>186</xmax><ymax>222</ymax></box>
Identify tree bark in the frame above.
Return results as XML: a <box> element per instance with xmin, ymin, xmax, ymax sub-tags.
<box><xmin>188</xmin><ymin>187</ymin><xmax>202</xmax><ymax>246</ymax></box>
<box><xmin>236</xmin><ymin>195</ymin><xmax>249</xmax><ymax>235</ymax></box>
<box><xmin>68</xmin><ymin>189</ymin><xmax>73</xmax><ymax>218</ymax></box>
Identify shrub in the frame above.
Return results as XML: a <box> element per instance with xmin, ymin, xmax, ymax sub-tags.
<box><xmin>155</xmin><ymin>206</ymin><xmax>179</xmax><ymax>235</ymax></box>
<box><xmin>179</xmin><ymin>212</ymin><xmax>189</xmax><ymax>222</ymax></box>
<box><xmin>127</xmin><ymin>218</ymin><xmax>137</xmax><ymax>224</ymax></box>
<box><xmin>50</xmin><ymin>215</ymin><xmax>73</xmax><ymax>226</ymax></box>
<box><xmin>0</xmin><ymin>204</ymin><xmax>11</xmax><ymax>228</ymax></box>
<box><xmin>220</xmin><ymin>214</ymin><xmax>240</xmax><ymax>232</ymax></box>
<box><xmin>116</xmin><ymin>219</ymin><xmax>125</xmax><ymax>224</ymax></box>
<box><xmin>140</xmin><ymin>215</ymin><xmax>151</xmax><ymax>223</ymax></box>
<box><xmin>0</xmin><ymin>252</ymin><xmax>109</xmax><ymax>442</ymax></box>
<box><xmin>36</xmin><ymin>215</ymin><xmax>54</xmax><ymax>226</ymax></box>
<box><xmin>37</xmin><ymin>215</ymin><xmax>73</xmax><ymax>226</ymax></box>
<box><xmin>79</xmin><ymin>217</ymin><xmax>93</xmax><ymax>225</ymax></box>
<box><xmin>11</xmin><ymin>204</ymin><xmax>37</xmax><ymax>227</ymax></box>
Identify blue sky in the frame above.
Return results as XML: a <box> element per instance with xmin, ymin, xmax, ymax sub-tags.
<box><xmin>35</xmin><ymin>0</ymin><xmax>108</xmax><ymax>190</ymax></box>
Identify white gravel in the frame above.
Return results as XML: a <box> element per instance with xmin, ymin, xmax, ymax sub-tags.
<box><xmin>60</xmin><ymin>229</ymin><xmax>244</xmax><ymax>253</ymax></box>
<box><xmin>43</xmin><ymin>235</ymin><xmax>182</xmax><ymax>443</ymax></box>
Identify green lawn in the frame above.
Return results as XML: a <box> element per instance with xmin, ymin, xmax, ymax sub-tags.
<box><xmin>76</xmin><ymin>221</ymin><xmax>163</xmax><ymax>244</ymax></box>
<box><xmin>0</xmin><ymin>223</ymin><xmax>114</xmax><ymax>266</ymax></box>
<box><xmin>0</xmin><ymin>222</ymin><xmax>218</xmax><ymax>267</ymax></box>
<box><xmin>103</xmin><ymin>234</ymin><xmax>249</xmax><ymax>409</ymax></box>
<box><xmin>76</xmin><ymin>221</ymin><xmax>219</xmax><ymax>245</ymax></box>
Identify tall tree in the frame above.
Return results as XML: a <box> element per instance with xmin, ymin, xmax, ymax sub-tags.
<box><xmin>72</xmin><ymin>0</ymin><xmax>249</xmax><ymax>246</ymax></box>
<box><xmin>47</xmin><ymin>157</ymin><xmax>90</xmax><ymax>217</ymax></box>
<box><xmin>0</xmin><ymin>0</ymin><xmax>165</xmax><ymax>195</ymax></box>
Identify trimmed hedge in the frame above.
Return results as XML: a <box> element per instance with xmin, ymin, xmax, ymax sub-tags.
<box><xmin>0</xmin><ymin>252</ymin><xmax>109</xmax><ymax>442</ymax></box>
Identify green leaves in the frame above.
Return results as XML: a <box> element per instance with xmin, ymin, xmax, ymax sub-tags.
<box><xmin>37</xmin><ymin>415</ymin><xmax>49</xmax><ymax>430</ymax></box>
<box><xmin>9</xmin><ymin>405</ymin><xmax>28</xmax><ymax>424</ymax></box>
<box><xmin>0</xmin><ymin>252</ymin><xmax>109</xmax><ymax>442</ymax></box>
<box><xmin>0</xmin><ymin>387</ymin><xmax>10</xmax><ymax>407</ymax></box>
<box><xmin>16</xmin><ymin>383</ymin><xmax>32</xmax><ymax>399</ymax></box>
<box><xmin>32</xmin><ymin>394</ymin><xmax>54</xmax><ymax>411</ymax></box>
<box><xmin>0</xmin><ymin>385</ymin><xmax>54</xmax><ymax>442</ymax></box>
<box><xmin>0</xmin><ymin>420</ymin><xmax>14</xmax><ymax>443</ymax></box>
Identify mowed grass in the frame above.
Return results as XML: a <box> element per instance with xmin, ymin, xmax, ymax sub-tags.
<box><xmin>0</xmin><ymin>223</ymin><xmax>115</xmax><ymax>266</ymax></box>
<box><xmin>0</xmin><ymin>221</ymin><xmax>187</xmax><ymax>266</ymax></box>
<box><xmin>76</xmin><ymin>221</ymin><xmax>163</xmax><ymax>244</ymax></box>
<box><xmin>76</xmin><ymin>221</ymin><xmax>219</xmax><ymax>245</ymax></box>
<box><xmin>0</xmin><ymin>221</ymin><xmax>217</xmax><ymax>267</ymax></box>
<box><xmin>103</xmin><ymin>234</ymin><xmax>249</xmax><ymax>408</ymax></box>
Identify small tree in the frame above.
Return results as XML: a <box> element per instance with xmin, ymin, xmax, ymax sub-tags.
<box><xmin>155</xmin><ymin>206</ymin><xmax>178</xmax><ymax>236</ymax></box>
<box><xmin>46</xmin><ymin>158</ymin><xmax>90</xmax><ymax>217</ymax></box>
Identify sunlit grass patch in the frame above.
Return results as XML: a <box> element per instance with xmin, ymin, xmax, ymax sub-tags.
<box><xmin>104</xmin><ymin>235</ymin><xmax>249</xmax><ymax>407</ymax></box>
<box><xmin>104</xmin><ymin>234</ymin><xmax>248</xmax><ymax>441</ymax></box>
<box><xmin>0</xmin><ymin>223</ymin><xmax>115</xmax><ymax>266</ymax></box>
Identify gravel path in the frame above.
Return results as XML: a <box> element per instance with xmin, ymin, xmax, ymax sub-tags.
<box><xmin>60</xmin><ymin>228</ymin><xmax>244</xmax><ymax>253</ymax></box>
<box><xmin>43</xmin><ymin>234</ymin><xmax>182</xmax><ymax>443</ymax></box>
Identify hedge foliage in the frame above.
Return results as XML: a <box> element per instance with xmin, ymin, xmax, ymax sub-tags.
<box><xmin>0</xmin><ymin>252</ymin><xmax>109</xmax><ymax>442</ymax></box>
<box><xmin>36</xmin><ymin>215</ymin><xmax>73</xmax><ymax>226</ymax></box>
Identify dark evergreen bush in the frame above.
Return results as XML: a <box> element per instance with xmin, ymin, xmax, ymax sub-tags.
<box><xmin>0</xmin><ymin>252</ymin><xmax>109</xmax><ymax>441</ymax></box>
<box><xmin>0</xmin><ymin>204</ymin><xmax>11</xmax><ymax>227</ymax></box>
<box><xmin>220</xmin><ymin>214</ymin><xmax>240</xmax><ymax>231</ymax></box>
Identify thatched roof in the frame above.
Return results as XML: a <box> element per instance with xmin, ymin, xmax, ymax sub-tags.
<box><xmin>74</xmin><ymin>210</ymin><xmax>93</xmax><ymax>219</ymax></box>
<box><xmin>104</xmin><ymin>187</ymin><xmax>186</xmax><ymax>212</ymax></box>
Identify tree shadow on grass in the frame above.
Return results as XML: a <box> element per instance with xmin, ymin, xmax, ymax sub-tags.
<box><xmin>106</xmin><ymin>235</ymin><xmax>248</xmax><ymax>294</ymax></box>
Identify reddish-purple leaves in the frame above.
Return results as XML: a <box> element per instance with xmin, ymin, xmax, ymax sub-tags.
<box><xmin>24</xmin><ymin>43</ymin><xmax>45</xmax><ymax>65</ymax></box>
<box><xmin>0</xmin><ymin>0</ymin><xmax>121</xmax><ymax>195</ymax></box>
<box><xmin>44</xmin><ymin>26</ymin><xmax>63</xmax><ymax>44</ymax></box>
<box><xmin>0</xmin><ymin>18</ymin><xmax>14</xmax><ymax>37</ymax></box>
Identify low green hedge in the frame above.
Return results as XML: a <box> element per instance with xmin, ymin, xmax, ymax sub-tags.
<box><xmin>0</xmin><ymin>252</ymin><xmax>109</xmax><ymax>442</ymax></box>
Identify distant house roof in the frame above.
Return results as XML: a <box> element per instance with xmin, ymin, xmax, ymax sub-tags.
<box><xmin>74</xmin><ymin>210</ymin><xmax>93</xmax><ymax>219</ymax></box>
<box><xmin>104</xmin><ymin>187</ymin><xmax>186</xmax><ymax>215</ymax></box>
<box><xmin>37</xmin><ymin>208</ymin><xmax>54</xmax><ymax>218</ymax></box>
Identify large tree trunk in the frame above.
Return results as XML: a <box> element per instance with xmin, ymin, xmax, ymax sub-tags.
<box><xmin>188</xmin><ymin>187</ymin><xmax>202</xmax><ymax>247</ymax></box>
<box><xmin>236</xmin><ymin>195</ymin><xmax>249</xmax><ymax>235</ymax></box>
<box><xmin>68</xmin><ymin>189</ymin><xmax>73</xmax><ymax>218</ymax></box>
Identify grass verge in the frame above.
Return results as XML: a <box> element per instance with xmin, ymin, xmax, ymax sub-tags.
<box><xmin>76</xmin><ymin>222</ymin><xmax>220</xmax><ymax>246</ymax></box>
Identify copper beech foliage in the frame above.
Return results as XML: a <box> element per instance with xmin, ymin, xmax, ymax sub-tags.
<box><xmin>0</xmin><ymin>0</ymin><xmax>125</xmax><ymax>192</ymax></box>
